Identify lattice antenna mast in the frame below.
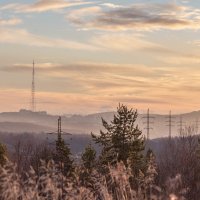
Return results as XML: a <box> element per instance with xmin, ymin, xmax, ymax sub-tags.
<box><xmin>142</xmin><ymin>109</ymin><xmax>155</xmax><ymax>140</ymax></box>
<box><xmin>31</xmin><ymin>60</ymin><xmax>35</xmax><ymax>112</ymax></box>
<box><xmin>166</xmin><ymin>111</ymin><xmax>175</xmax><ymax>139</ymax></box>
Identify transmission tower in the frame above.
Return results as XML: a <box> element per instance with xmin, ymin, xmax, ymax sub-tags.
<box><xmin>46</xmin><ymin>116</ymin><xmax>72</xmax><ymax>196</ymax></box>
<box><xmin>58</xmin><ymin>116</ymin><xmax>62</xmax><ymax>139</ymax></box>
<box><xmin>31</xmin><ymin>60</ymin><xmax>36</xmax><ymax>112</ymax></box>
<box><xmin>142</xmin><ymin>109</ymin><xmax>155</xmax><ymax>140</ymax></box>
<box><xmin>166</xmin><ymin>111</ymin><xmax>175</xmax><ymax>139</ymax></box>
<box><xmin>193</xmin><ymin>118</ymin><xmax>200</xmax><ymax>135</ymax></box>
<box><xmin>177</xmin><ymin>115</ymin><xmax>186</xmax><ymax>136</ymax></box>
<box><xmin>46</xmin><ymin>116</ymin><xmax>72</xmax><ymax>145</ymax></box>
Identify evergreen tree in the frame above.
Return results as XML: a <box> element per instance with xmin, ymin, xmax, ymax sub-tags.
<box><xmin>81</xmin><ymin>144</ymin><xmax>96</xmax><ymax>171</ymax></box>
<box><xmin>128</xmin><ymin>135</ymin><xmax>145</xmax><ymax>177</ymax></box>
<box><xmin>92</xmin><ymin>104</ymin><xmax>145</xmax><ymax>168</ymax></box>
<box><xmin>79</xmin><ymin>144</ymin><xmax>96</xmax><ymax>188</ymax></box>
<box><xmin>0</xmin><ymin>142</ymin><xmax>6</xmax><ymax>166</ymax></box>
<box><xmin>145</xmin><ymin>150</ymin><xmax>157</xmax><ymax>185</ymax></box>
<box><xmin>55</xmin><ymin>132</ymin><xmax>73</xmax><ymax>177</ymax></box>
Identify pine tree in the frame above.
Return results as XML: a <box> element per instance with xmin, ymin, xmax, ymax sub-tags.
<box><xmin>0</xmin><ymin>142</ymin><xmax>6</xmax><ymax>166</ymax></box>
<box><xmin>55</xmin><ymin>131</ymin><xmax>73</xmax><ymax>177</ymax></box>
<box><xmin>128</xmin><ymin>135</ymin><xmax>145</xmax><ymax>177</ymax></box>
<box><xmin>92</xmin><ymin>104</ymin><xmax>145</xmax><ymax>168</ymax></box>
<box><xmin>82</xmin><ymin>144</ymin><xmax>96</xmax><ymax>171</ymax></box>
<box><xmin>145</xmin><ymin>150</ymin><xmax>157</xmax><ymax>185</ymax></box>
<box><xmin>79</xmin><ymin>144</ymin><xmax>96</xmax><ymax>188</ymax></box>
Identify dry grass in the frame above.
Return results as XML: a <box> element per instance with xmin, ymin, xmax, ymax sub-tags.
<box><xmin>0</xmin><ymin>161</ymin><xmax>186</xmax><ymax>200</ymax></box>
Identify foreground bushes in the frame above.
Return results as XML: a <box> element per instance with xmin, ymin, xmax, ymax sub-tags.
<box><xmin>0</xmin><ymin>160</ymin><xmax>186</xmax><ymax>200</ymax></box>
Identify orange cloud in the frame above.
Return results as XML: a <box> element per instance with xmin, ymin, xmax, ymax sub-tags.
<box><xmin>1</xmin><ymin>0</ymin><xmax>92</xmax><ymax>13</ymax></box>
<box><xmin>0</xmin><ymin>87</ymin><xmax>199</xmax><ymax>115</ymax></box>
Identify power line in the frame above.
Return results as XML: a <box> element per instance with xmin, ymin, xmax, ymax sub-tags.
<box><xmin>193</xmin><ymin>118</ymin><xmax>200</xmax><ymax>135</ymax></box>
<box><xmin>142</xmin><ymin>109</ymin><xmax>155</xmax><ymax>140</ymax></box>
<box><xmin>177</xmin><ymin>115</ymin><xmax>186</xmax><ymax>136</ymax></box>
<box><xmin>46</xmin><ymin>116</ymin><xmax>72</xmax><ymax>146</ymax></box>
<box><xmin>46</xmin><ymin>117</ymin><xmax>72</xmax><ymax>196</ymax></box>
<box><xmin>31</xmin><ymin>60</ymin><xmax>35</xmax><ymax>112</ymax></box>
<box><xmin>166</xmin><ymin>111</ymin><xmax>175</xmax><ymax>139</ymax></box>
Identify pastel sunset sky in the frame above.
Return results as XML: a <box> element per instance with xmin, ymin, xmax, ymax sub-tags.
<box><xmin>1</xmin><ymin>0</ymin><xmax>200</xmax><ymax>114</ymax></box>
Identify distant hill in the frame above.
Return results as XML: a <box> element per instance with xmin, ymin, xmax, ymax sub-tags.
<box><xmin>0</xmin><ymin>122</ymin><xmax>54</xmax><ymax>133</ymax></box>
<box><xmin>0</xmin><ymin>109</ymin><xmax>200</xmax><ymax>138</ymax></box>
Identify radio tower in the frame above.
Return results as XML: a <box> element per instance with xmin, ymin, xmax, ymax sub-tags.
<box><xmin>31</xmin><ymin>60</ymin><xmax>36</xmax><ymax>112</ymax></box>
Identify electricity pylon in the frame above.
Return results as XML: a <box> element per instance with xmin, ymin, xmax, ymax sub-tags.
<box><xmin>46</xmin><ymin>116</ymin><xmax>72</xmax><ymax>146</ymax></box>
<box><xmin>31</xmin><ymin>60</ymin><xmax>36</xmax><ymax>112</ymax></box>
<box><xmin>177</xmin><ymin>115</ymin><xmax>186</xmax><ymax>136</ymax></box>
<box><xmin>166</xmin><ymin>111</ymin><xmax>175</xmax><ymax>139</ymax></box>
<box><xmin>142</xmin><ymin>109</ymin><xmax>155</xmax><ymax>140</ymax></box>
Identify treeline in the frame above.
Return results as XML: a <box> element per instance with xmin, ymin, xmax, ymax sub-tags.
<box><xmin>0</xmin><ymin>104</ymin><xmax>200</xmax><ymax>199</ymax></box>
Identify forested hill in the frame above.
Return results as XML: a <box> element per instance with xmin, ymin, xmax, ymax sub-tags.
<box><xmin>0</xmin><ymin>109</ymin><xmax>200</xmax><ymax>138</ymax></box>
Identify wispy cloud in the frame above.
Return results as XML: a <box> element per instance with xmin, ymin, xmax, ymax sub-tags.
<box><xmin>67</xmin><ymin>6</ymin><xmax>102</xmax><ymax>28</ymax></box>
<box><xmin>157</xmin><ymin>52</ymin><xmax>200</xmax><ymax>65</ymax></box>
<box><xmin>0</xmin><ymin>18</ymin><xmax>22</xmax><ymax>26</ymax></box>
<box><xmin>0</xmin><ymin>26</ymin><xmax>169</xmax><ymax>53</ymax></box>
<box><xmin>6</xmin><ymin>61</ymin><xmax>200</xmax><ymax>93</ymax></box>
<box><xmin>190</xmin><ymin>40</ymin><xmax>200</xmax><ymax>47</ymax></box>
<box><xmin>0</xmin><ymin>28</ymin><xmax>98</xmax><ymax>50</ymax></box>
<box><xmin>1</xmin><ymin>0</ymin><xmax>91</xmax><ymax>13</ymax></box>
<box><xmin>0</xmin><ymin>62</ymin><xmax>167</xmax><ymax>78</ymax></box>
<box><xmin>91</xmin><ymin>33</ymin><xmax>163</xmax><ymax>51</ymax></box>
<box><xmin>0</xmin><ymin>61</ymin><xmax>180</xmax><ymax>97</ymax></box>
<box><xmin>67</xmin><ymin>3</ymin><xmax>200</xmax><ymax>31</ymax></box>
<box><xmin>101</xmin><ymin>3</ymin><xmax>122</xmax><ymax>9</ymax></box>
<box><xmin>1</xmin><ymin>61</ymin><xmax>200</xmax><ymax>114</ymax></box>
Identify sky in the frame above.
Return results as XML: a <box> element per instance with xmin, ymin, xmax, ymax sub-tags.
<box><xmin>1</xmin><ymin>0</ymin><xmax>200</xmax><ymax>115</ymax></box>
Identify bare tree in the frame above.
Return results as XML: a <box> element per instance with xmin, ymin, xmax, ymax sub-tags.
<box><xmin>158</xmin><ymin>126</ymin><xmax>200</xmax><ymax>199</ymax></box>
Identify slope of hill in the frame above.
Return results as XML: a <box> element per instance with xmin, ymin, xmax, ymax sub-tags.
<box><xmin>0</xmin><ymin>122</ymin><xmax>54</xmax><ymax>133</ymax></box>
<box><xmin>0</xmin><ymin>109</ymin><xmax>200</xmax><ymax>138</ymax></box>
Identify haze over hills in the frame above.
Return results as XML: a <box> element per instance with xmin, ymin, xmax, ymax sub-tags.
<box><xmin>0</xmin><ymin>110</ymin><xmax>200</xmax><ymax>138</ymax></box>
<box><xmin>0</xmin><ymin>109</ymin><xmax>200</xmax><ymax>138</ymax></box>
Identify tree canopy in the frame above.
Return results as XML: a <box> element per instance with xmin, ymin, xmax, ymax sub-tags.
<box><xmin>92</xmin><ymin>104</ymin><xmax>145</xmax><ymax>168</ymax></box>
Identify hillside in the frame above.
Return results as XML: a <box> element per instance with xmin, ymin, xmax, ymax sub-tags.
<box><xmin>0</xmin><ymin>109</ymin><xmax>200</xmax><ymax>138</ymax></box>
